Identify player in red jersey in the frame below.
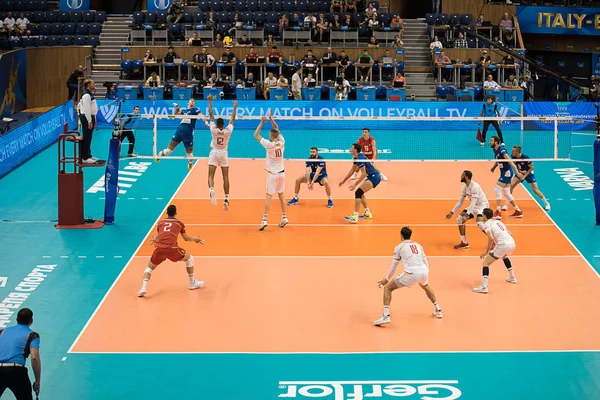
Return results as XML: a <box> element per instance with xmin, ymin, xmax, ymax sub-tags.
<box><xmin>137</xmin><ymin>204</ymin><xmax>205</xmax><ymax>297</ymax></box>
<box><xmin>351</xmin><ymin>128</ymin><xmax>388</xmax><ymax>181</ymax></box>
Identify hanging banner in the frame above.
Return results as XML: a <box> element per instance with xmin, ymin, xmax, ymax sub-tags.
<box><xmin>516</xmin><ymin>6</ymin><xmax>600</xmax><ymax>35</ymax></box>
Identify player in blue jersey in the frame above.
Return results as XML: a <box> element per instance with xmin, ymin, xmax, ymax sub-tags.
<box><xmin>288</xmin><ymin>147</ymin><xmax>334</xmax><ymax>208</ymax></box>
<box><xmin>490</xmin><ymin>136</ymin><xmax>524</xmax><ymax>219</ymax></box>
<box><xmin>156</xmin><ymin>98</ymin><xmax>207</xmax><ymax>170</ymax></box>
<box><xmin>507</xmin><ymin>145</ymin><xmax>551</xmax><ymax>211</ymax></box>
<box><xmin>340</xmin><ymin>143</ymin><xmax>381</xmax><ymax>223</ymax></box>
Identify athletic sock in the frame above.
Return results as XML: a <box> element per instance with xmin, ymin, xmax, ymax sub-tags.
<box><xmin>461</xmin><ymin>235</ymin><xmax>467</xmax><ymax>243</ymax></box>
<box><xmin>383</xmin><ymin>305</ymin><xmax>390</xmax><ymax>317</ymax></box>
<box><xmin>225</xmin><ymin>194</ymin><xmax>229</xmax><ymax>200</ymax></box>
<box><xmin>496</xmin><ymin>206</ymin><xmax>501</xmax><ymax>211</ymax></box>
<box><xmin>514</xmin><ymin>205</ymin><xmax>521</xmax><ymax>211</ymax></box>
<box><xmin>188</xmin><ymin>274</ymin><xmax>195</xmax><ymax>284</ymax></box>
<box><xmin>294</xmin><ymin>193</ymin><xmax>298</xmax><ymax>199</ymax></box>
<box><xmin>282</xmin><ymin>212</ymin><xmax>287</xmax><ymax>219</ymax></box>
<box><xmin>434</xmin><ymin>302</ymin><xmax>441</xmax><ymax>312</ymax></box>
<box><xmin>365</xmin><ymin>207</ymin><xmax>371</xmax><ymax>213</ymax></box>
<box><xmin>328</xmin><ymin>196</ymin><xmax>332</xmax><ymax>200</ymax></box>
<box><xmin>353</xmin><ymin>211</ymin><xmax>359</xmax><ymax>217</ymax></box>
<box><xmin>482</xmin><ymin>276</ymin><xmax>489</xmax><ymax>287</ymax></box>
<box><xmin>141</xmin><ymin>278</ymin><xmax>149</xmax><ymax>289</ymax></box>
<box><xmin>262</xmin><ymin>214</ymin><xmax>268</xmax><ymax>221</ymax></box>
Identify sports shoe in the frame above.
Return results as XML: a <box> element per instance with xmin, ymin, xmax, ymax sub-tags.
<box><xmin>209</xmin><ymin>189</ymin><xmax>217</xmax><ymax>206</ymax></box>
<box><xmin>137</xmin><ymin>288</ymin><xmax>147</xmax><ymax>297</ymax></box>
<box><xmin>288</xmin><ymin>198</ymin><xmax>299</xmax><ymax>206</ymax></box>
<box><xmin>344</xmin><ymin>215</ymin><xmax>358</xmax><ymax>223</ymax></box>
<box><xmin>381</xmin><ymin>174</ymin><xmax>388</xmax><ymax>182</ymax></box>
<box><xmin>127</xmin><ymin>153</ymin><xmax>137</xmax><ymax>158</ymax></box>
<box><xmin>473</xmin><ymin>285</ymin><xmax>489</xmax><ymax>294</ymax></box>
<box><xmin>279</xmin><ymin>218</ymin><xmax>289</xmax><ymax>228</ymax></box>
<box><xmin>155</xmin><ymin>150</ymin><xmax>163</xmax><ymax>163</ymax></box>
<box><xmin>493</xmin><ymin>210</ymin><xmax>502</xmax><ymax>219</ymax></box>
<box><xmin>509</xmin><ymin>210</ymin><xmax>523</xmax><ymax>218</ymax></box>
<box><xmin>327</xmin><ymin>199</ymin><xmax>334</xmax><ymax>208</ymax></box>
<box><xmin>350</xmin><ymin>172</ymin><xmax>358</xmax><ymax>180</ymax></box>
<box><xmin>502</xmin><ymin>202</ymin><xmax>509</xmax><ymax>211</ymax></box>
<box><xmin>433</xmin><ymin>310</ymin><xmax>443</xmax><ymax>319</ymax></box>
<box><xmin>544</xmin><ymin>203</ymin><xmax>551</xmax><ymax>211</ymax></box>
<box><xmin>505</xmin><ymin>276</ymin><xmax>517</xmax><ymax>284</ymax></box>
<box><xmin>82</xmin><ymin>158</ymin><xmax>96</xmax><ymax>164</ymax></box>
<box><xmin>362</xmin><ymin>211</ymin><xmax>373</xmax><ymax>219</ymax></box>
<box><xmin>259</xmin><ymin>220</ymin><xmax>268</xmax><ymax>231</ymax></box>
<box><xmin>373</xmin><ymin>315</ymin><xmax>391</xmax><ymax>326</ymax></box>
<box><xmin>453</xmin><ymin>242</ymin><xmax>469</xmax><ymax>249</ymax></box>
<box><xmin>480</xmin><ymin>141</ymin><xmax>485</xmax><ymax>146</ymax></box>
<box><xmin>223</xmin><ymin>199</ymin><xmax>229</xmax><ymax>211</ymax></box>
<box><xmin>188</xmin><ymin>162</ymin><xmax>193</xmax><ymax>171</ymax></box>
<box><xmin>189</xmin><ymin>280</ymin><xmax>204</xmax><ymax>290</ymax></box>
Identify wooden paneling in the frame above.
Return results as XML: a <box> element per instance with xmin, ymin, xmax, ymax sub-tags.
<box><xmin>26</xmin><ymin>47</ymin><xmax>93</xmax><ymax>108</ymax></box>
<box><xmin>523</xmin><ymin>34</ymin><xmax>600</xmax><ymax>54</ymax></box>
<box><xmin>122</xmin><ymin>46</ymin><xmax>404</xmax><ymax>62</ymax></box>
<box><xmin>443</xmin><ymin>1</ymin><xmax>516</xmax><ymax>24</ymax></box>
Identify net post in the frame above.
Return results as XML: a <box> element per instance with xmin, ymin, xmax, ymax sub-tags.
<box><xmin>554</xmin><ymin>117</ymin><xmax>559</xmax><ymax>159</ymax></box>
<box><xmin>153</xmin><ymin>114</ymin><xmax>158</xmax><ymax>158</ymax></box>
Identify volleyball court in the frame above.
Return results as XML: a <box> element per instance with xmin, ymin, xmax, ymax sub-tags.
<box><xmin>69</xmin><ymin>110</ymin><xmax>600</xmax><ymax>355</ymax></box>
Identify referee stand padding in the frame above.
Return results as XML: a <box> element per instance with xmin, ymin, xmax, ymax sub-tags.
<box><xmin>56</xmin><ymin>125</ymin><xmax>105</xmax><ymax>229</ymax></box>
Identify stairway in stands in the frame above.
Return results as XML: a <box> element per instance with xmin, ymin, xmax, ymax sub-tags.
<box><xmin>90</xmin><ymin>15</ymin><xmax>131</xmax><ymax>97</ymax></box>
<box><xmin>401</xmin><ymin>19</ymin><xmax>437</xmax><ymax>101</ymax></box>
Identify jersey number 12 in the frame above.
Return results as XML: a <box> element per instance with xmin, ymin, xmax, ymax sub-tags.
<box><xmin>216</xmin><ymin>137</ymin><xmax>224</xmax><ymax>145</ymax></box>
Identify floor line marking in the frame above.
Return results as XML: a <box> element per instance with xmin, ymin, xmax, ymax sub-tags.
<box><xmin>96</xmin><ymin>256</ymin><xmax>105</xmax><ymax>259</ymax></box>
<box><xmin>42</xmin><ymin>256</ymin><xmax>51</xmax><ymax>259</ymax></box>
<box><xmin>523</xmin><ymin>185</ymin><xmax>600</xmax><ymax>279</ymax></box>
<box><xmin>184</xmin><ymin>223</ymin><xmax>556</xmax><ymax>227</ymax></box>
<box><xmin>131</xmin><ymin>255</ymin><xmax>580</xmax><ymax>259</ymax></box>
<box><xmin>78</xmin><ymin>256</ymin><xmax>87</xmax><ymax>259</ymax></box>
<box><xmin>67</xmin><ymin>349</ymin><xmax>600</xmax><ymax>355</ymax></box>
<box><xmin>174</xmin><ymin>197</ymin><xmax>537</xmax><ymax>201</ymax></box>
<box><xmin>67</xmin><ymin>162</ymin><xmax>200</xmax><ymax>354</ymax></box>
<box><xmin>60</xmin><ymin>256</ymin><xmax>69</xmax><ymax>259</ymax></box>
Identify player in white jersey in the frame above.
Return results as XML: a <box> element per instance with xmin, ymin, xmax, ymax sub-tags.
<box><xmin>374</xmin><ymin>227</ymin><xmax>443</xmax><ymax>326</ymax></box>
<box><xmin>473</xmin><ymin>208</ymin><xmax>517</xmax><ymax>294</ymax></box>
<box><xmin>253</xmin><ymin>111</ymin><xmax>288</xmax><ymax>231</ymax></box>
<box><xmin>446</xmin><ymin>170</ymin><xmax>489</xmax><ymax>250</ymax></box>
<box><xmin>207</xmin><ymin>96</ymin><xmax>238</xmax><ymax>210</ymax></box>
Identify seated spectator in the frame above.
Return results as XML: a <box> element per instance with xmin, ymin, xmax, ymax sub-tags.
<box><xmin>16</xmin><ymin>13</ymin><xmax>34</xmax><ymax>36</ymax></box>
<box><xmin>145</xmin><ymin>71</ymin><xmax>161</xmax><ymax>87</ymax></box>
<box><xmin>392</xmin><ymin>34</ymin><xmax>403</xmax><ymax>48</ymax></box>
<box><xmin>304</xmin><ymin>12</ymin><xmax>317</xmax><ymax>41</ymax></box>
<box><xmin>520</xmin><ymin>74</ymin><xmax>535</xmax><ymax>100</ymax></box>
<box><xmin>166</xmin><ymin>0</ymin><xmax>183</xmax><ymax>24</ymax></box>
<box><xmin>430</xmin><ymin>36</ymin><xmax>443</xmax><ymax>54</ymax></box>
<box><xmin>390</xmin><ymin>15</ymin><xmax>403</xmax><ymax>30</ymax></box>
<box><xmin>479</xmin><ymin>49</ymin><xmax>492</xmax><ymax>76</ymax></box>
<box><xmin>277</xmin><ymin>74</ymin><xmax>291</xmax><ymax>96</ymax></box>
<box><xmin>263</xmin><ymin>72</ymin><xmax>277</xmax><ymax>99</ymax></box>
<box><xmin>316</xmin><ymin>13</ymin><xmax>330</xmax><ymax>42</ymax></box>
<box><xmin>4</xmin><ymin>12</ymin><xmax>16</xmax><ymax>36</ymax></box>
<box><xmin>220</xmin><ymin>48</ymin><xmax>236</xmax><ymax>63</ymax></box>
<box><xmin>333</xmin><ymin>73</ymin><xmax>351</xmax><ymax>100</ymax></box>
<box><xmin>267</xmin><ymin>46</ymin><xmax>283</xmax><ymax>63</ymax></box>
<box><xmin>229</xmin><ymin>13</ymin><xmax>244</xmax><ymax>36</ymax></box>
<box><xmin>187</xmin><ymin>32</ymin><xmax>201</xmax><ymax>46</ymax></box>
<box><xmin>66</xmin><ymin>65</ymin><xmax>84</xmax><ymax>101</ymax></box>
<box><xmin>207</xmin><ymin>72</ymin><xmax>221</xmax><ymax>86</ymax></box>
<box><xmin>380</xmin><ymin>49</ymin><xmax>396</xmax><ymax>81</ymax></box>
<box><xmin>290</xmin><ymin>13</ymin><xmax>302</xmax><ymax>27</ymax></box>
<box><xmin>0</xmin><ymin>20</ymin><xmax>6</xmax><ymax>37</ymax></box>
<box><xmin>434</xmin><ymin>50</ymin><xmax>452</xmax><ymax>82</ymax></box>
<box><xmin>237</xmin><ymin>34</ymin><xmax>252</xmax><ymax>47</ymax></box>
<box><xmin>365</xmin><ymin>2</ymin><xmax>377</xmax><ymax>19</ymax></box>
<box><xmin>191</xmin><ymin>47</ymin><xmax>215</xmax><ymax>78</ymax></box>
<box><xmin>144</xmin><ymin>49</ymin><xmax>155</xmax><ymax>62</ymax></box>
<box><xmin>279</xmin><ymin>14</ymin><xmax>289</xmax><ymax>38</ymax></box>
<box><xmin>345</xmin><ymin>0</ymin><xmax>357</xmax><ymax>13</ymax></box>
<box><xmin>502</xmin><ymin>54</ymin><xmax>518</xmax><ymax>76</ymax></box>
<box><xmin>499</xmin><ymin>12</ymin><xmax>514</xmax><ymax>43</ymax></box>
<box><xmin>368</xmin><ymin>36</ymin><xmax>379</xmax><ymax>48</ymax></box>
<box><xmin>392</xmin><ymin>71</ymin><xmax>406</xmax><ymax>87</ymax></box>
<box><xmin>504</xmin><ymin>73</ymin><xmax>518</xmax><ymax>88</ymax></box>
<box><xmin>337</xmin><ymin>50</ymin><xmax>350</xmax><ymax>74</ymax></box>
<box><xmin>205</xmin><ymin>12</ymin><xmax>216</xmax><ymax>30</ymax></box>
<box><xmin>214</xmin><ymin>33</ymin><xmax>223</xmax><ymax>47</ymax></box>
<box><xmin>105</xmin><ymin>84</ymin><xmax>118</xmax><ymax>100</ymax></box>
<box><xmin>292</xmin><ymin>69</ymin><xmax>302</xmax><ymax>99</ymax></box>
<box><xmin>343</xmin><ymin>14</ymin><xmax>354</xmax><ymax>28</ymax></box>
<box><xmin>367</xmin><ymin>15</ymin><xmax>379</xmax><ymax>36</ymax></box>
<box><xmin>164</xmin><ymin>46</ymin><xmax>179</xmax><ymax>80</ymax></box>
<box><xmin>357</xmin><ymin>49</ymin><xmax>374</xmax><ymax>83</ymax></box>
<box><xmin>245</xmin><ymin>46</ymin><xmax>259</xmax><ymax>62</ymax></box>
<box><xmin>303</xmin><ymin>72</ymin><xmax>316</xmax><ymax>87</ymax></box>
<box><xmin>265</xmin><ymin>34</ymin><xmax>276</xmax><ymax>47</ymax></box>
<box><xmin>483</xmin><ymin>74</ymin><xmax>500</xmax><ymax>89</ymax></box>
<box><xmin>475</xmin><ymin>14</ymin><xmax>485</xmax><ymax>27</ymax></box>
<box><xmin>245</xmin><ymin>72</ymin><xmax>257</xmax><ymax>87</ymax></box>
<box><xmin>454</xmin><ymin>32</ymin><xmax>467</xmax><ymax>49</ymax></box>
<box><xmin>331</xmin><ymin>0</ymin><xmax>344</xmax><ymax>13</ymax></box>
<box><xmin>331</xmin><ymin>14</ymin><xmax>342</xmax><ymax>30</ymax></box>
<box><xmin>301</xmin><ymin>49</ymin><xmax>319</xmax><ymax>76</ymax></box>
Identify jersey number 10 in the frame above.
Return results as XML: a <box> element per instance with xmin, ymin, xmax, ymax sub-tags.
<box><xmin>275</xmin><ymin>149</ymin><xmax>282</xmax><ymax>158</ymax></box>
<box><xmin>409</xmin><ymin>244</ymin><xmax>419</xmax><ymax>254</ymax></box>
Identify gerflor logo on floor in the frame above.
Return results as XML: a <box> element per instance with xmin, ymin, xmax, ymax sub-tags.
<box><xmin>278</xmin><ymin>380</ymin><xmax>462</xmax><ymax>399</ymax></box>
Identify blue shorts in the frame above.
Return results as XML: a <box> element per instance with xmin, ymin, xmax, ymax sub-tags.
<box><xmin>310</xmin><ymin>172</ymin><xmax>327</xmax><ymax>185</ymax></box>
<box><xmin>172</xmin><ymin>127</ymin><xmax>194</xmax><ymax>148</ymax></box>
<box><xmin>497</xmin><ymin>168</ymin><xmax>513</xmax><ymax>184</ymax></box>
<box><xmin>522</xmin><ymin>173</ymin><xmax>536</xmax><ymax>184</ymax></box>
<box><xmin>367</xmin><ymin>173</ymin><xmax>381</xmax><ymax>188</ymax></box>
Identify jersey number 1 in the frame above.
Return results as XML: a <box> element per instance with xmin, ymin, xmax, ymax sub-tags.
<box><xmin>275</xmin><ymin>149</ymin><xmax>282</xmax><ymax>158</ymax></box>
<box><xmin>409</xmin><ymin>245</ymin><xmax>418</xmax><ymax>254</ymax></box>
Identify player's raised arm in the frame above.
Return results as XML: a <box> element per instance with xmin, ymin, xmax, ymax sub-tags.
<box><xmin>207</xmin><ymin>95</ymin><xmax>215</xmax><ymax>123</ymax></box>
<box><xmin>254</xmin><ymin>116</ymin><xmax>267</xmax><ymax>143</ymax></box>
<box><xmin>268</xmin><ymin>110</ymin><xmax>279</xmax><ymax>131</ymax></box>
<box><xmin>229</xmin><ymin>100</ymin><xmax>238</xmax><ymax>126</ymax></box>
<box><xmin>181</xmin><ymin>232</ymin><xmax>204</xmax><ymax>244</ymax></box>
<box><xmin>174</xmin><ymin>104</ymin><xmax>181</xmax><ymax>115</ymax></box>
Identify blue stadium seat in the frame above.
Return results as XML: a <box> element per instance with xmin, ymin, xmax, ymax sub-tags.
<box><xmin>182</xmin><ymin>12</ymin><xmax>193</xmax><ymax>23</ymax></box>
<box><xmin>89</xmin><ymin>22</ymin><xmax>101</xmax><ymax>35</ymax></box>
<box><xmin>248</xmin><ymin>0</ymin><xmax>258</xmax><ymax>11</ymax></box>
<box><xmin>198</xmin><ymin>0</ymin><xmax>209</xmax><ymax>11</ymax></box>
<box><xmin>265</xmin><ymin>22</ymin><xmax>278</xmax><ymax>37</ymax></box>
<box><xmin>15</xmin><ymin>1</ymin><xmax>24</xmax><ymax>11</ymax></box>
<box><xmin>266</xmin><ymin>11</ymin><xmax>278</xmax><ymax>23</ymax></box>
<box><xmin>254</xmin><ymin>11</ymin><xmax>265</xmax><ymax>25</ymax></box>
<box><xmin>121</xmin><ymin>60</ymin><xmax>133</xmax><ymax>74</ymax></box>
<box><xmin>95</xmin><ymin>11</ymin><xmax>106</xmax><ymax>23</ymax></box>
<box><xmin>436</xmin><ymin>85</ymin><xmax>448</xmax><ymax>98</ymax></box>
<box><xmin>461</xmin><ymin>13</ymin><xmax>472</xmax><ymax>26</ymax></box>
<box><xmin>296</xmin><ymin>0</ymin><xmax>308</xmax><ymax>11</ymax></box>
<box><xmin>217</xmin><ymin>22</ymin><xmax>229</xmax><ymax>35</ymax></box>
<box><xmin>32</xmin><ymin>36</ymin><xmax>44</xmax><ymax>46</ymax></box>
<box><xmin>283</xmin><ymin>0</ymin><xmax>294</xmax><ymax>11</ymax></box>
<box><xmin>259</xmin><ymin>0</ymin><xmax>270</xmax><ymax>11</ymax></box>
<box><xmin>46</xmin><ymin>11</ymin><xmax>58</xmax><ymax>22</ymax></box>
<box><xmin>318</xmin><ymin>0</ymin><xmax>330</xmax><ymax>12</ymax></box>
<box><xmin>71</xmin><ymin>11</ymin><xmax>83</xmax><ymax>23</ymax></box>
<box><xmin>51</xmin><ymin>22</ymin><xmax>63</xmax><ymax>35</ymax></box>
<box><xmin>2</xmin><ymin>1</ymin><xmax>12</xmax><ymax>11</ymax></box>
<box><xmin>58</xmin><ymin>11</ymin><xmax>70</xmax><ymax>22</ymax></box>
<box><xmin>437</xmin><ymin>14</ymin><xmax>448</xmax><ymax>25</ymax></box>
<box><xmin>212</xmin><ymin>0</ymin><xmax>223</xmax><ymax>11</ymax></box>
<box><xmin>47</xmin><ymin>35</ymin><xmax>59</xmax><ymax>46</ymax></box>
<box><xmin>241</xmin><ymin>11</ymin><xmax>252</xmax><ymax>24</ymax></box>
<box><xmin>272</xmin><ymin>0</ymin><xmax>282</xmax><ymax>10</ymax></box>
<box><xmin>39</xmin><ymin>22</ymin><xmax>51</xmax><ymax>35</ymax></box>
<box><xmin>63</xmin><ymin>22</ymin><xmax>76</xmax><ymax>35</ymax></box>
<box><xmin>21</xmin><ymin>36</ymin><xmax>34</xmax><ymax>47</ymax></box>
<box><xmin>74</xmin><ymin>35</ymin><xmax>86</xmax><ymax>45</ymax></box>
<box><xmin>61</xmin><ymin>35</ymin><xmax>72</xmax><ymax>46</ymax></box>
<box><xmin>145</xmin><ymin>12</ymin><xmax>157</xmax><ymax>23</ymax></box>
<box><xmin>83</xmin><ymin>12</ymin><xmax>95</xmax><ymax>23</ymax></box>
<box><xmin>24</xmin><ymin>12</ymin><xmax>34</xmax><ymax>22</ymax></box>
<box><xmin>449</xmin><ymin>13</ymin><xmax>460</xmax><ymax>26</ymax></box>
<box><xmin>87</xmin><ymin>35</ymin><xmax>99</xmax><ymax>46</ymax></box>
<box><xmin>193</xmin><ymin>12</ymin><xmax>204</xmax><ymax>23</ymax></box>
<box><xmin>28</xmin><ymin>24</ymin><xmax>39</xmax><ymax>35</ymax></box>
<box><xmin>467</xmin><ymin>37</ymin><xmax>476</xmax><ymax>48</ymax></box>
<box><xmin>156</xmin><ymin>12</ymin><xmax>168</xmax><ymax>23</ymax></box>
<box><xmin>33</xmin><ymin>11</ymin><xmax>45</xmax><ymax>23</ymax></box>
<box><xmin>236</xmin><ymin>0</ymin><xmax>247</xmax><ymax>11</ymax></box>
<box><xmin>27</xmin><ymin>0</ymin><xmax>37</xmax><ymax>11</ymax></box>
<box><xmin>38</xmin><ymin>0</ymin><xmax>48</xmax><ymax>11</ymax></box>
<box><xmin>379</xmin><ymin>12</ymin><xmax>389</xmax><ymax>26</ymax></box>
<box><xmin>133</xmin><ymin>11</ymin><xmax>145</xmax><ymax>26</ymax></box>
<box><xmin>425</xmin><ymin>13</ymin><xmax>436</xmax><ymax>25</ymax></box>
<box><xmin>76</xmin><ymin>22</ymin><xmax>89</xmax><ymax>35</ymax></box>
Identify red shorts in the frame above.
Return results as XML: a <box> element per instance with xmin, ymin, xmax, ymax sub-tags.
<box><xmin>363</xmin><ymin>153</ymin><xmax>374</xmax><ymax>160</ymax></box>
<box><xmin>150</xmin><ymin>246</ymin><xmax>186</xmax><ymax>265</ymax></box>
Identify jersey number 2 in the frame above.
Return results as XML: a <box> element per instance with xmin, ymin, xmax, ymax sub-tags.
<box><xmin>216</xmin><ymin>137</ymin><xmax>224</xmax><ymax>145</ymax></box>
<box><xmin>409</xmin><ymin>245</ymin><xmax>419</xmax><ymax>254</ymax></box>
<box><xmin>275</xmin><ymin>149</ymin><xmax>282</xmax><ymax>158</ymax></box>
<box><xmin>163</xmin><ymin>223</ymin><xmax>173</xmax><ymax>232</ymax></box>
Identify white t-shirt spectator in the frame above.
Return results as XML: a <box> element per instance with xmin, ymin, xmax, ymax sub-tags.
<box><xmin>16</xmin><ymin>17</ymin><xmax>29</xmax><ymax>30</ymax></box>
<box><xmin>291</xmin><ymin>72</ymin><xmax>302</xmax><ymax>92</ymax></box>
<box><xmin>303</xmin><ymin>77</ymin><xmax>316</xmax><ymax>86</ymax></box>
<box><xmin>483</xmin><ymin>79</ymin><xmax>501</xmax><ymax>89</ymax></box>
<box><xmin>4</xmin><ymin>17</ymin><xmax>16</xmax><ymax>31</ymax></box>
<box><xmin>264</xmin><ymin>76</ymin><xmax>277</xmax><ymax>87</ymax></box>
<box><xmin>430</xmin><ymin>40</ymin><xmax>443</xmax><ymax>51</ymax></box>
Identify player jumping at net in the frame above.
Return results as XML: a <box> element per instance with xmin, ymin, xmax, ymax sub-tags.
<box><xmin>490</xmin><ymin>136</ymin><xmax>524</xmax><ymax>219</ymax></box>
<box><xmin>137</xmin><ymin>204</ymin><xmax>204</xmax><ymax>297</ymax></box>
<box><xmin>351</xmin><ymin>128</ymin><xmax>388</xmax><ymax>182</ymax></box>
<box><xmin>374</xmin><ymin>226</ymin><xmax>443</xmax><ymax>326</ymax></box>
<box><xmin>445</xmin><ymin>170</ymin><xmax>489</xmax><ymax>250</ymax></box>
<box><xmin>207</xmin><ymin>96</ymin><xmax>238</xmax><ymax>210</ymax></box>
<box><xmin>156</xmin><ymin>98</ymin><xmax>205</xmax><ymax>170</ymax></box>
<box><xmin>340</xmin><ymin>143</ymin><xmax>381</xmax><ymax>223</ymax></box>
<box><xmin>287</xmin><ymin>147</ymin><xmax>334</xmax><ymax>208</ymax></box>
<box><xmin>119</xmin><ymin>105</ymin><xmax>140</xmax><ymax>157</ymax></box>
<box><xmin>501</xmin><ymin>145</ymin><xmax>551</xmax><ymax>211</ymax></box>
<box><xmin>254</xmin><ymin>111</ymin><xmax>288</xmax><ymax>231</ymax></box>
<box><xmin>473</xmin><ymin>208</ymin><xmax>517</xmax><ymax>294</ymax></box>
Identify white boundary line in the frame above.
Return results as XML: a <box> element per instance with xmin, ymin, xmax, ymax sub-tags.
<box><xmin>68</xmin><ymin>349</ymin><xmax>600</xmax><ymax>355</ymax></box>
<box><xmin>522</xmin><ymin>182</ymin><xmax>600</xmax><ymax>279</ymax></box>
<box><xmin>174</xmin><ymin>197</ymin><xmax>536</xmax><ymax>201</ymax></box>
<box><xmin>130</xmin><ymin>255</ymin><xmax>581</xmax><ymax>259</ymax></box>
<box><xmin>66</xmin><ymin>162</ymin><xmax>200</xmax><ymax>354</ymax></box>
<box><xmin>184</xmin><ymin>223</ymin><xmax>555</xmax><ymax>227</ymax></box>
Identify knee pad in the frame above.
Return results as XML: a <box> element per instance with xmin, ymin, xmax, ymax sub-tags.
<box><xmin>162</xmin><ymin>148</ymin><xmax>173</xmax><ymax>156</ymax></box>
<box><xmin>456</xmin><ymin>214</ymin><xmax>466</xmax><ymax>225</ymax></box>
<box><xmin>503</xmin><ymin>187</ymin><xmax>514</xmax><ymax>202</ymax></box>
<box><xmin>186</xmin><ymin>152</ymin><xmax>193</xmax><ymax>159</ymax></box>
<box><xmin>355</xmin><ymin>188</ymin><xmax>364</xmax><ymax>199</ymax></box>
<box><xmin>186</xmin><ymin>255</ymin><xmax>194</xmax><ymax>268</ymax></box>
<box><xmin>144</xmin><ymin>267</ymin><xmax>153</xmax><ymax>274</ymax></box>
<box><xmin>494</xmin><ymin>185</ymin><xmax>503</xmax><ymax>200</ymax></box>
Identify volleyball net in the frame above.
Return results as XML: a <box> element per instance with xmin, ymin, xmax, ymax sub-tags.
<box><xmin>120</xmin><ymin>113</ymin><xmax>595</xmax><ymax>163</ymax></box>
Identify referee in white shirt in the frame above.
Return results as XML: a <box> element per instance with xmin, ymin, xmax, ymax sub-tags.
<box><xmin>78</xmin><ymin>79</ymin><xmax>98</xmax><ymax>163</ymax></box>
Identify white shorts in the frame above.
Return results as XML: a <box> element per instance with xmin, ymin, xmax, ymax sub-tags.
<box><xmin>394</xmin><ymin>269</ymin><xmax>429</xmax><ymax>288</ymax></box>
<box><xmin>266</xmin><ymin>172</ymin><xmax>285</xmax><ymax>195</ymax></box>
<box><xmin>491</xmin><ymin>241</ymin><xmax>516</xmax><ymax>259</ymax></box>
<box><xmin>208</xmin><ymin>149</ymin><xmax>229</xmax><ymax>167</ymax></box>
<box><xmin>466</xmin><ymin>201</ymin><xmax>489</xmax><ymax>217</ymax></box>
